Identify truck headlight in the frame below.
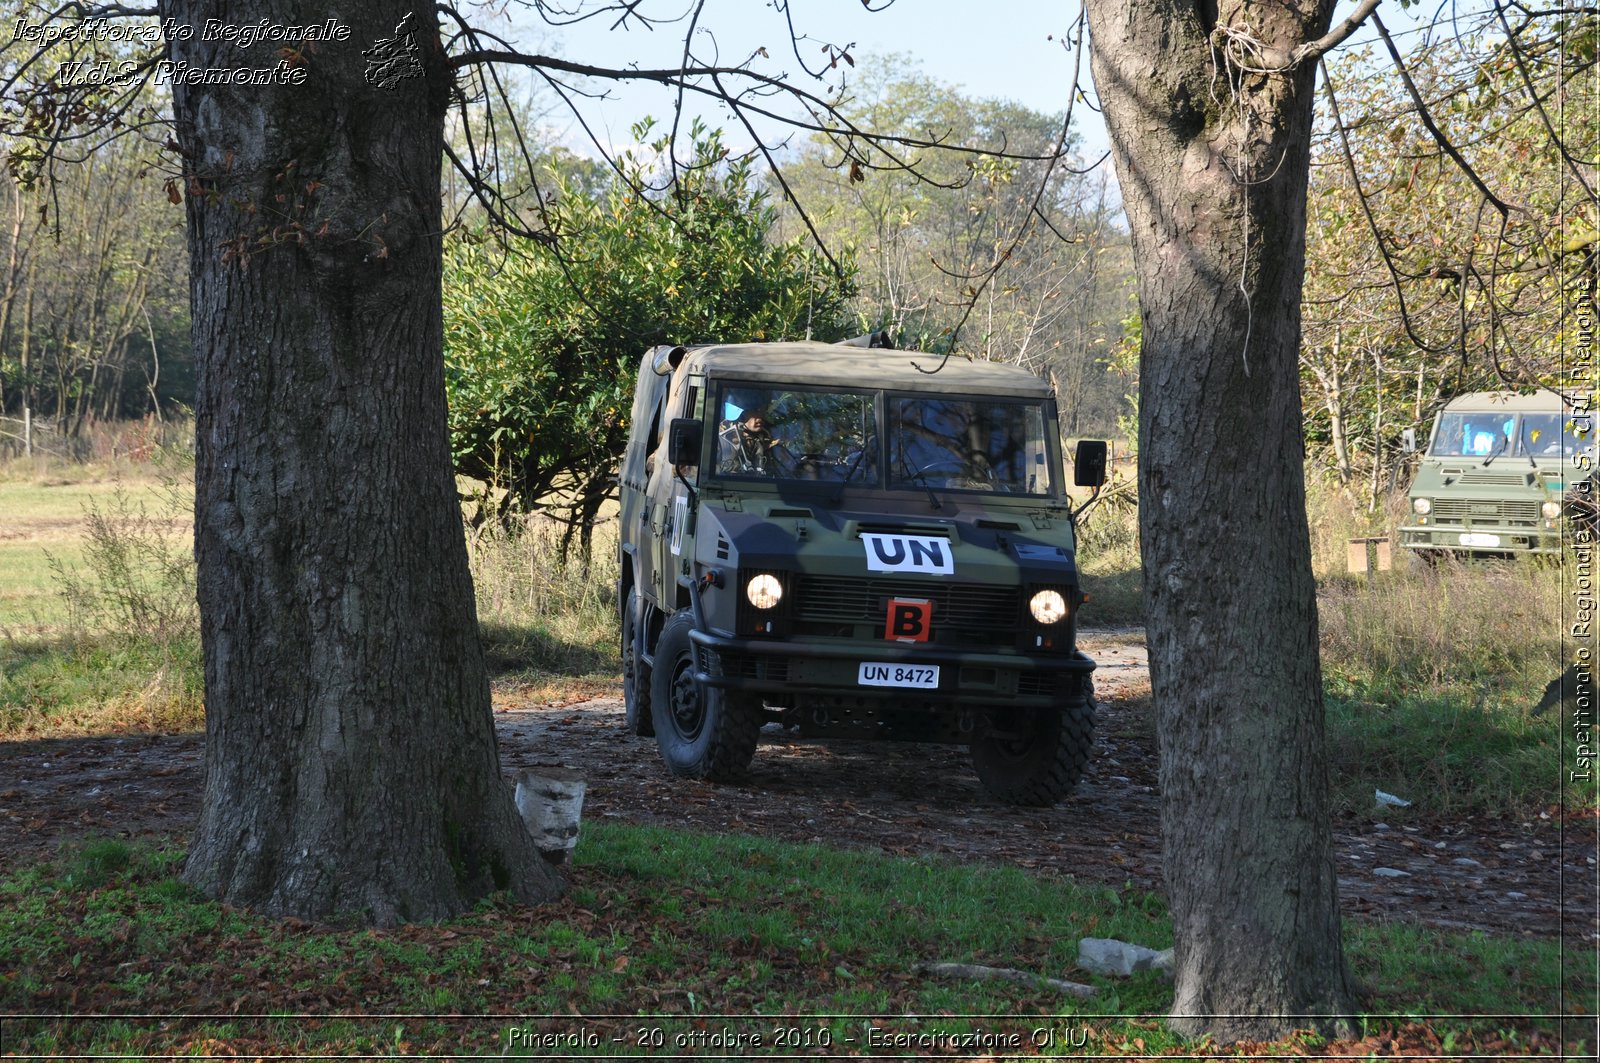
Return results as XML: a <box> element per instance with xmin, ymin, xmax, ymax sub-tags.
<box><xmin>745</xmin><ymin>573</ymin><xmax>784</xmax><ymax>609</ymax></box>
<box><xmin>1542</xmin><ymin>500</ymin><xmax>1562</xmax><ymax>519</ymax></box>
<box><xmin>1412</xmin><ymin>497</ymin><xmax>1432</xmax><ymax>515</ymax></box>
<box><xmin>1029</xmin><ymin>589</ymin><xmax>1068</xmax><ymax>624</ymax></box>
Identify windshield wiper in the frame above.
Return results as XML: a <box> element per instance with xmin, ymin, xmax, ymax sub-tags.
<box><xmin>899</xmin><ymin>456</ymin><xmax>942</xmax><ymax>511</ymax></box>
<box><xmin>1481</xmin><ymin>436</ymin><xmax>1510</xmax><ymax>467</ymax></box>
<box><xmin>838</xmin><ymin>445</ymin><xmax>870</xmax><ymax>487</ymax></box>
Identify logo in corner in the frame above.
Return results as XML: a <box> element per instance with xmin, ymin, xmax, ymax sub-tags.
<box><xmin>363</xmin><ymin>12</ymin><xmax>423</xmax><ymax>90</ymax></box>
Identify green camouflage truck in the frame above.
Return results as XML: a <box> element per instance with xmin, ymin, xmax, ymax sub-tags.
<box><xmin>1399</xmin><ymin>391</ymin><xmax>1595</xmax><ymax>557</ymax></box>
<box><xmin>617</xmin><ymin>336</ymin><xmax>1107</xmax><ymax>806</ymax></box>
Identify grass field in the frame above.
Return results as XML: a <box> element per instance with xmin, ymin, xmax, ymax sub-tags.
<box><xmin>0</xmin><ymin>461</ymin><xmax>1590</xmax><ymax>813</ymax></box>
<box><xmin>0</xmin><ymin>471</ymin><xmax>187</xmax><ymax>631</ymax></box>
<box><xmin>0</xmin><ymin>831</ymin><xmax>1587</xmax><ymax>1058</ymax></box>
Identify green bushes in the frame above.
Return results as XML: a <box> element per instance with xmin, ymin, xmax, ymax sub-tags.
<box><xmin>443</xmin><ymin>123</ymin><xmax>856</xmax><ymax>549</ymax></box>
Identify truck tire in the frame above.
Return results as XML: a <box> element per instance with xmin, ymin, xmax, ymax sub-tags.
<box><xmin>650</xmin><ymin>612</ymin><xmax>761</xmax><ymax>780</ymax></box>
<box><xmin>621</xmin><ymin>586</ymin><xmax>653</xmax><ymax>736</ymax></box>
<box><xmin>970</xmin><ymin>677</ymin><xmax>1095</xmax><ymax>806</ymax></box>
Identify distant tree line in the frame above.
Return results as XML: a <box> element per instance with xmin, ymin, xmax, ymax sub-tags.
<box><xmin>773</xmin><ymin>58</ymin><xmax>1135</xmax><ymax>438</ymax></box>
<box><xmin>0</xmin><ymin>123</ymin><xmax>191</xmax><ymax>432</ymax></box>
<box><xmin>15</xmin><ymin>39</ymin><xmax>1578</xmax><ymax>494</ymax></box>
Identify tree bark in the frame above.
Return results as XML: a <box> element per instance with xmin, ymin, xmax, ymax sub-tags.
<box><xmin>165</xmin><ymin>0</ymin><xmax>563</xmax><ymax>923</ymax></box>
<box><xmin>1085</xmin><ymin>0</ymin><xmax>1357</xmax><ymax>1041</ymax></box>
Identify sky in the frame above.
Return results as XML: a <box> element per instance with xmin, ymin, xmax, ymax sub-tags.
<box><xmin>497</xmin><ymin>0</ymin><xmax>1108</xmax><ymax>158</ymax></box>
<box><xmin>492</xmin><ymin>0</ymin><xmax>1441</xmax><ymax>191</ymax></box>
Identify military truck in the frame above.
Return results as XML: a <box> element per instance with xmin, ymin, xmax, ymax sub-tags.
<box><xmin>617</xmin><ymin>335</ymin><xmax>1107</xmax><ymax>806</ymax></box>
<box><xmin>1399</xmin><ymin>391</ymin><xmax>1594</xmax><ymax>557</ymax></box>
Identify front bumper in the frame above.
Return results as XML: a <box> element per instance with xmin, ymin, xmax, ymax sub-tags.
<box><xmin>1398</xmin><ymin>522</ymin><xmax>1562</xmax><ymax>555</ymax></box>
<box><xmin>688</xmin><ymin>628</ymin><xmax>1094</xmax><ymax>708</ymax></box>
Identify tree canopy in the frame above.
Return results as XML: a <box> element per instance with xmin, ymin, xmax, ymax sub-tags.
<box><xmin>775</xmin><ymin>58</ymin><xmax>1132</xmax><ymax>434</ymax></box>
<box><xmin>442</xmin><ymin>122</ymin><xmax>855</xmax><ymax>546</ymax></box>
<box><xmin>1301</xmin><ymin>12</ymin><xmax>1596</xmax><ymax>499</ymax></box>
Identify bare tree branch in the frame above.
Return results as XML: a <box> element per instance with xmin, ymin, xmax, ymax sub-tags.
<box><xmin>1371</xmin><ymin>12</ymin><xmax>1517</xmax><ymax>218</ymax></box>
<box><xmin>1493</xmin><ymin>0</ymin><xmax>1598</xmax><ymax>203</ymax></box>
<box><xmin>1291</xmin><ymin>0</ymin><xmax>1382</xmax><ymax>66</ymax></box>
<box><xmin>1320</xmin><ymin>60</ymin><xmax>1457</xmax><ymax>358</ymax></box>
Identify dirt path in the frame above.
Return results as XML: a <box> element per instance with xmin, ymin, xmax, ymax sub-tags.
<box><xmin>1</xmin><ymin>633</ymin><xmax>1591</xmax><ymax>941</ymax></box>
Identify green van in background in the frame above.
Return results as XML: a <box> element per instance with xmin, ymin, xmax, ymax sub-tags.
<box><xmin>1400</xmin><ymin>391</ymin><xmax>1594</xmax><ymax>557</ymax></box>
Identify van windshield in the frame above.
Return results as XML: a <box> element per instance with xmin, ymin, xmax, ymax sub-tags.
<box><xmin>713</xmin><ymin>384</ymin><xmax>878</xmax><ymax>483</ymax></box>
<box><xmin>1430</xmin><ymin>412</ymin><xmax>1513</xmax><ymax>458</ymax></box>
<box><xmin>888</xmin><ymin>396</ymin><xmax>1053</xmax><ymax>495</ymax></box>
<box><xmin>1517</xmin><ymin>412</ymin><xmax>1594</xmax><ymax>461</ymax></box>
<box><xmin>1430</xmin><ymin>410</ymin><xmax>1593</xmax><ymax>461</ymax></box>
<box><xmin>710</xmin><ymin>383</ymin><xmax>1057</xmax><ymax>495</ymax></box>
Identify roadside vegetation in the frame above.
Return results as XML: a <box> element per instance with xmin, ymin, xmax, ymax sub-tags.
<box><xmin>0</xmin><ymin>833</ymin><xmax>1583</xmax><ymax>1057</ymax></box>
<box><xmin>1074</xmin><ymin>463</ymin><xmax>1584</xmax><ymax>819</ymax></box>
<box><xmin>0</xmin><ymin>433</ymin><xmax>1587</xmax><ymax>1056</ymax></box>
<box><xmin>1</xmin><ymin>443</ymin><xmax>1586</xmax><ymax>822</ymax></box>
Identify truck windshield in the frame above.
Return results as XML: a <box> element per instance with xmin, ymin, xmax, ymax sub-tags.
<box><xmin>1430</xmin><ymin>412</ymin><xmax>1514</xmax><ymax>458</ymax></box>
<box><xmin>1430</xmin><ymin>410</ymin><xmax>1593</xmax><ymax>461</ymax></box>
<box><xmin>888</xmin><ymin>396</ymin><xmax>1053</xmax><ymax>495</ymax></box>
<box><xmin>713</xmin><ymin>384</ymin><xmax>878</xmax><ymax>483</ymax></box>
<box><xmin>1517</xmin><ymin>412</ymin><xmax>1594</xmax><ymax>461</ymax></box>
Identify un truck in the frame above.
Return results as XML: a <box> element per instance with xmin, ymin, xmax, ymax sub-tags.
<box><xmin>617</xmin><ymin>336</ymin><xmax>1107</xmax><ymax>806</ymax></box>
<box><xmin>1399</xmin><ymin>391</ymin><xmax>1594</xmax><ymax>556</ymax></box>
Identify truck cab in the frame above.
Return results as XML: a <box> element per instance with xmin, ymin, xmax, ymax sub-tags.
<box><xmin>1399</xmin><ymin>391</ymin><xmax>1594</xmax><ymax>556</ymax></box>
<box><xmin>617</xmin><ymin>337</ymin><xmax>1105</xmax><ymax>806</ymax></box>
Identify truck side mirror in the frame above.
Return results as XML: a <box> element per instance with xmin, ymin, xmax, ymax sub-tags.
<box><xmin>1073</xmin><ymin>440</ymin><xmax>1108</xmax><ymax>487</ymax></box>
<box><xmin>1400</xmin><ymin>428</ymin><xmax>1417</xmax><ymax>455</ymax></box>
<box><xmin>667</xmin><ymin>418</ymin><xmax>703</xmax><ymax>466</ymax></box>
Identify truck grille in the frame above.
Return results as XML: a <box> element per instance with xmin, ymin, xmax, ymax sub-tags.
<box><xmin>1455</xmin><ymin>470</ymin><xmax>1533</xmax><ymax>486</ymax></box>
<box><xmin>1431</xmin><ymin>499</ymin><xmax>1540</xmax><ymax>524</ymax></box>
<box><xmin>793</xmin><ymin>575</ymin><xmax>1021</xmax><ymax>642</ymax></box>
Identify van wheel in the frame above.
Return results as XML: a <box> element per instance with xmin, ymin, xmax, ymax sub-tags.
<box><xmin>650</xmin><ymin>612</ymin><xmax>760</xmax><ymax>780</ymax></box>
<box><xmin>621</xmin><ymin>587</ymin><xmax>653</xmax><ymax>736</ymax></box>
<box><xmin>971</xmin><ymin>678</ymin><xmax>1095</xmax><ymax>806</ymax></box>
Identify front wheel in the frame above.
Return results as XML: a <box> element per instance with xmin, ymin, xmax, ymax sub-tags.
<box><xmin>970</xmin><ymin>677</ymin><xmax>1095</xmax><ymax>806</ymax></box>
<box><xmin>621</xmin><ymin>587</ymin><xmax>653</xmax><ymax>736</ymax></box>
<box><xmin>649</xmin><ymin>612</ymin><xmax>761</xmax><ymax>780</ymax></box>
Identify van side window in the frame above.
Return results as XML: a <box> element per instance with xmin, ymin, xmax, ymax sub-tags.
<box><xmin>643</xmin><ymin>390</ymin><xmax>668</xmax><ymax>476</ymax></box>
<box><xmin>678</xmin><ymin>385</ymin><xmax>701</xmax><ymax>481</ymax></box>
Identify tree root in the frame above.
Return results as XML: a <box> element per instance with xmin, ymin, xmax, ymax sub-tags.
<box><xmin>915</xmin><ymin>962</ymin><xmax>1097</xmax><ymax>999</ymax></box>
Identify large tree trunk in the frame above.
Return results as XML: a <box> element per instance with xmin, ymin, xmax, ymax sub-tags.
<box><xmin>166</xmin><ymin>0</ymin><xmax>564</xmax><ymax>923</ymax></box>
<box><xmin>1086</xmin><ymin>0</ymin><xmax>1357</xmax><ymax>1041</ymax></box>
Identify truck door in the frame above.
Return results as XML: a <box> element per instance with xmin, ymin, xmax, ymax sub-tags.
<box><xmin>644</xmin><ymin>377</ymin><xmax>701</xmax><ymax>611</ymax></box>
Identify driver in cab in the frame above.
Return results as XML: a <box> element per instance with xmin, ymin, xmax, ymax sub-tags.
<box><xmin>719</xmin><ymin>405</ymin><xmax>785</xmax><ymax>474</ymax></box>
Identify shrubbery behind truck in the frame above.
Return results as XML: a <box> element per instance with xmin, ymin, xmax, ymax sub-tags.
<box><xmin>617</xmin><ymin>336</ymin><xmax>1107</xmax><ymax>806</ymax></box>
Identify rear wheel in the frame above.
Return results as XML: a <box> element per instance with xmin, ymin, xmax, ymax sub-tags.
<box><xmin>970</xmin><ymin>676</ymin><xmax>1095</xmax><ymax>806</ymax></box>
<box><xmin>621</xmin><ymin>587</ymin><xmax>653</xmax><ymax>736</ymax></box>
<box><xmin>650</xmin><ymin>612</ymin><xmax>760</xmax><ymax>780</ymax></box>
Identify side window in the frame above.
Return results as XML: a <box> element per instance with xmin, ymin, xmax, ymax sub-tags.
<box><xmin>643</xmin><ymin>390</ymin><xmax>668</xmax><ymax>476</ymax></box>
<box><xmin>678</xmin><ymin>385</ymin><xmax>701</xmax><ymax>482</ymax></box>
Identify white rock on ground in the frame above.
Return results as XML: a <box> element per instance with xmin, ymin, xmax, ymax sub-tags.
<box><xmin>1077</xmin><ymin>938</ymin><xmax>1165</xmax><ymax>977</ymax></box>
